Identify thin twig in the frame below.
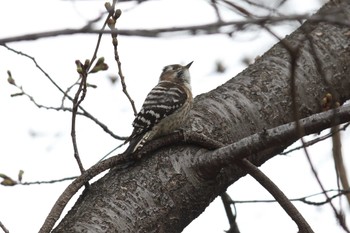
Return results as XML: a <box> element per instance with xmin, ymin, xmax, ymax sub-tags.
<box><xmin>0</xmin><ymin>221</ymin><xmax>9</xmax><ymax>233</ymax></box>
<box><xmin>332</xmin><ymin>126</ymin><xmax>350</xmax><ymax>207</ymax></box>
<box><xmin>71</xmin><ymin>73</ymin><xmax>88</xmax><ymax>174</ymax></box>
<box><xmin>221</xmin><ymin>192</ymin><xmax>240</xmax><ymax>233</ymax></box>
<box><xmin>69</xmin><ymin>0</ymin><xmax>119</xmax><ymax>176</ymax></box>
<box><xmin>20</xmin><ymin>176</ymin><xmax>77</xmax><ymax>185</ymax></box>
<box><xmin>243</xmin><ymin>0</ymin><xmax>284</xmax><ymax>14</ymax></box>
<box><xmin>60</xmin><ymin>79</ymin><xmax>80</xmax><ymax>108</ymax></box>
<box><xmin>3</xmin><ymin>44</ymin><xmax>126</xmax><ymax>140</ymax></box>
<box><xmin>210</xmin><ymin>0</ymin><xmax>223</xmax><ymax>22</ymax></box>
<box><xmin>239</xmin><ymin>158</ymin><xmax>314</xmax><ymax>233</ymax></box>
<box><xmin>280</xmin><ymin>123</ymin><xmax>350</xmax><ymax>155</ymax></box>
<box><xmin>220</xmin><ymin>0</ymin><xmax>253</xmax><ymax>17</ymax></box>
<box><xmin>2</xmin><ymin>44</ymin><xmax>67</xmax><ymax>95</ymax></box>
<box><xmin>3</xmin><ymin>13</ymin><xmax>350</xmax><ymax>43</ymax></box>
<box><xmin>108</xmin><ymin>7</ymin><xmax>137</xmax><ymax>115</ymax></box>
<box><xmin>233</xmin><ymin>188</ymin><xmax>350</xmax><ymax>206</ymax></box>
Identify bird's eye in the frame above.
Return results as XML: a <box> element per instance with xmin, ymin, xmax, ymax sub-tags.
<box><xmin>177</xmin><ymin>70</ymin><xmax>184</xmax><ymax>77</ymax></box>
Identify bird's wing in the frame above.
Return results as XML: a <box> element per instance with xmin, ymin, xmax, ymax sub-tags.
<box><xmin>131</xmin><ymin>81</ymin><xmax>187</xmax><ymax>137</ymax></box>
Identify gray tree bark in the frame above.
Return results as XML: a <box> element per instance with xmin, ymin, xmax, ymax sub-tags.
<box><xmin>53</xmin><ymin>0</ymin><xmax>350</xmax><ymax>232</ymax></box>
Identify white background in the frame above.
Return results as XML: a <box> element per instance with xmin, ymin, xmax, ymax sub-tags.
<box><xmin>0</xmin><ymin>0</ymin><xmax>349</xmax><ymax>232</ymax></box>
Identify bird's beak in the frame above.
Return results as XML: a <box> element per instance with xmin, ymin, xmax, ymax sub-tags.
<box><xmin>185</xmin><ymin>61</ymin><xmax>194</xmax><ymax>69</ymax></box>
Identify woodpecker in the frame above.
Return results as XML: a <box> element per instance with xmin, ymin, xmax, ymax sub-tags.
<box><xmin>124</xmin><ymin>61</ymin><xmax>194</xmax><ymax>154</ymax></box>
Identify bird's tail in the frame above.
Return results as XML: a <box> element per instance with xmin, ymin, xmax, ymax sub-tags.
<box><xmin>123</xmin><ymin>132</ymin><xmax>150</xmax><ymax>155</ymax></box>
<box><xmin>123</xmin><ymin>134</ymin><xmax>143</xmax><ymax>155</ymax></box>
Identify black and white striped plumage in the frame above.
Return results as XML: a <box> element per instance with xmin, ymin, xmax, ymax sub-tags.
<box><xmin>124</xmin><ymin>62</ymin><xmax>193</xmax><ymax>154</ymax></box>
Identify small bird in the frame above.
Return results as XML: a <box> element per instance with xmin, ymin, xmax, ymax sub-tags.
<box><xmin>124</xmin><ymin>62</ymin><xmax>194</xmax><ymax>154</ymax></box>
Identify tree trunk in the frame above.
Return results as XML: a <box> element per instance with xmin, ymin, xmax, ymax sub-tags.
<box><xmin>53</xmin><ymin>1</ymin><xmax>350</xmax><ymax>232</ymax></box>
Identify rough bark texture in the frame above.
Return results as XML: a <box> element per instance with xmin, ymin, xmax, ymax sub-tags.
<box><xmin>53</xmin><ymin>1</ymin><xmax>350</xmax><ymax>232</ymax></box>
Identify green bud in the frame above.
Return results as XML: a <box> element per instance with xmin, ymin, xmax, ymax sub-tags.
<box><xmin>0</xmin><ymin>173</ymin><xmax>17</xmax><ymax>186</ymax></box>
<box><xmin>77</xmin><ymin>67</ymin><xmax>84</xmax><ymax>74</ymax></box>
<box><xmin>104</xmin><ymin>2</ymin><xmax>114</xmax><ymax>14</ymax></box>
<box><xmin>100</xmin><ymin>63</ymin><xmax>108</xmax><ymax>71</ymax></box>
<box><xmin>96</xmin><ymin>57</ymin><xmax>105</xmax><ymax>66</ymax></box>
<box><xmin>84</xmin><ymin>59</ymin><xmax>90</xmax><ymax>67</ymax></box>
<box><xmin>114</xmin><ymin>9</ymin><xmax>122</xmax><ymax>19</ymax></box>
<box><xmin>75</xmin><ymin>60</ymin><xmax>82</xmax><ymax>67</ymax></box>
<box><xmin>89</xmin><ymin>63</ymin><xmax>109</xmax><ymax>74</ymax></box>
<box><xmin>1</xmin><ymin>178</ymin><xmax>17</xmax><ymax>186</ymax></box>
<box><xmin>7</xmin><ymin>70</ymin><xmax>16</xmax><ymax>86</ymax></box>
<box><xmin>87</xmin><ymin>83</ymin><xmax>97</xmax><ymax>88</ymax></box>
<box><xmin>18</xmin><ymin>170</ymin><xmax>24</xmax><ymax>183</ymax></box>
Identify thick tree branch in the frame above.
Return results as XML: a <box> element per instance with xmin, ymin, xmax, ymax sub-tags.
<box><xmin>40</xmin><ymin>103</ymin><xmax>350</xmax><ymax>233</ymax></box>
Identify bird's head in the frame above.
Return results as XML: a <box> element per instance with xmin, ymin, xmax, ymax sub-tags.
<box><xmin>159</xmin><ymin>61</ymin><xmax>193</xmax><ymax>86</ymax></box>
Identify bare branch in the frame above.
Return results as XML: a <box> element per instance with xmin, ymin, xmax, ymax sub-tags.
<box><xmin>221</xmin><ymin>192</ymin><xmax>240</xmax><ymax>233</ymax></box>
<box><xmin>0</xmin><ymin>220</ymin><xmax>9</xmax><ymax>233</ymax></box>
<box><xmin>71</xmin><ymin>71</ymin><xmax>88</xmax><ymax>174</ymax></box>
<box><xmin>2</xmin><ymin>44</ymin><xmax>68</xmax><ymax>95</ymax></box>
<box><xmin>21</xmin><ymin>176</ymin><xmax>77</xmax><ymax>185</ymax></box>
<box><xmin>332</xmin><ymin>125</ymin><xmax>350</xmax><ymax>207</ymax></box>
<box><xmin>69</xmin><ymin>0</ymin><xmax>119</xmax><ymax>176</ymax></box>
<box><xmin>210</xmin><ymin>0</ymin><xmax>223</xmax><ymax>22</ymax></box>
<box><xmin>108</xmin><ymin>8</ymin><xmax>137</xmax><ymax>115</ymax></box>
<box><xmin>4</xmin><ymin>13</ymin><xmax>350</xmax><ymax>44</ymax></box>
<box><xmin>280</xmin><ymin>123</ymin><xmax>350</xmax><ymax>155</ymax></box>
<box><xmin>239</xmin><ymin>158</ymin><xmax>314</xmax><ymax>233</ymax></box>
<box><xmin>233</xmin><ymin>188</ymin><xmax>350</xmax><ymax>206</ymax></box>
<box><xmin>2</xmin><ymin>44</ymin><xmax>126</xmax><ymax>140</ymax></box>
